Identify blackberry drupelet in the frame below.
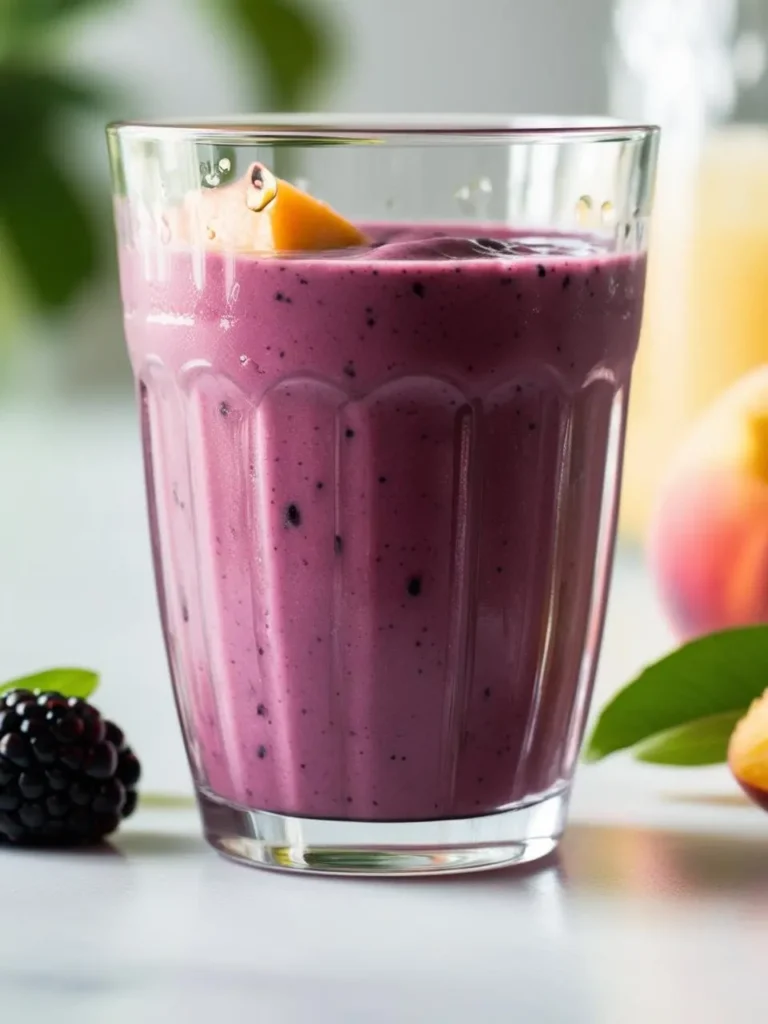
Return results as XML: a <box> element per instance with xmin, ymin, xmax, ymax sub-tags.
<box><xmin>0</xmin><ymin>690</ymin><xmax>141</xmax><ymax>845</ymax></box>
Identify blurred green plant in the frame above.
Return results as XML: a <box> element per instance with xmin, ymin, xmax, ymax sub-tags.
<box><xmin>0</xmin><ymin>0</ymin><xmax>336</xmax><ymax>336</ymax></box>
<box><xmin>209</xmin><ymin>0</ymin><xmax>337</xmax><ymax>112</ymax></box>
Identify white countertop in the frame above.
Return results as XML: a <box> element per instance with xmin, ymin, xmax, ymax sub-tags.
<box><xmin>4</xmin><ymin>798</ymin><xmax>766</xmax><ymax>1024</ymax></box>
<box><xmin>1</xmin><ymin>397</ymin><xmax>766</xmax><ymax>1022</ymax></box>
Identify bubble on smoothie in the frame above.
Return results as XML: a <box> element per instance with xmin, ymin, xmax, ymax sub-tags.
<box><xmin>364</xmin><ymin>236</ymin><xmax>489</xmax><ymax>261</ymax></box>
<box><xmin>364</xmin><ymin>234</ymin><xmax>605</xmax><ymax>262</ymax></box>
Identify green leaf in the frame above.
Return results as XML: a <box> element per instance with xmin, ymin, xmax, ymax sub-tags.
<box><xmin>0</xmin><ymin>133</ymin><xmax>98</xmax><ymax>309</ymax></box>
<box><xmin>0</xmin><ymin>668</ymin><xmax>99</xmax><ymax>700</ymax></box>
<box><xmin>585</xmin><ymin>626</ymin><xmax>768</xmax><ymax>762</ymax></box>
<box><xmin>0</xmin><ymin>67</ymin><xmax>106</xmax><ymax>311</ymax></box>
<box><xmin>213</xmin><ymin>0</ymin><xmax>338</xmax><ymax>110</ymax></box>
<box><xmin>0</xmin><ymin>223</ymin><xmax>27</xmax><ymax>345</ymax></box>
<box><xmin>139</xmin><ymin>792</ymin><xmax>196</xmax><ymax>810</ymax></box>
<box><xmin>0</xmin><ymin>0</ymin><xmax>117</xmax><ymax>35</ymax></box>
<box><xmin>633</xmin><ymin>710</ymin><xmax>744</xmax><ymax>766</ymax></box>
<box><xmin>0</xmin><ymin>1</ymin><xmax>120</xmax><ymax>59</ymax></box>
<box><xmin>0</xmin><ymin>67</ymin><xmax>108</xmax><ymax>132</ymax></box>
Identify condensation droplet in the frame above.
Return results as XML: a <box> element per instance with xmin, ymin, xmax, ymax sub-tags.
<box><xmin>616</xmin><ymin>221</ymin><xmax>635</xmax><ymax>250</ymax></box>
<box><xmin>246</xmin><ymin>163</ymin><xmax>277</xmax><ymax>211</ymax></box>
<box><xmin>455</xmin><ymin>177</ymin><xmax>493</xmax><ymax>217</ymax></box>
<box><xmin>229</xmin><ymin>281</ymin><xmax>241</xmax><ymax>304</ymax></box>
<box><xmin>575</xmin><ymin>195</ymin><xmax>593</xmax><ymax>225</ymax></box>
<box><xmin>239</xmin><ymin>354</ymin><xmax>249</xmax><ymax>366</ymax></box>
<box><xmin>600</xmin><ymin>200</ymin><xmax>616</xmax><ymax>225</ymax></box>
<box><xmin>200</xmin><ymin>161</ymin><xmax>222</xmax><ymax>188</ymax></box>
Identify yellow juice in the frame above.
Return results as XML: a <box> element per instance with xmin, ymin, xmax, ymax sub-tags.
<box><xmin>621</xmin><ymin>126</ymin><xmax>768</xmax><ymax>540</ymax></box>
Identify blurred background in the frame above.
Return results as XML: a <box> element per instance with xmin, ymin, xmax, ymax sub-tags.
<box><xmin>1</xmin><ymin>0</ymin><xmax>614</xmax><ymax>395</ymax></box>
<box><xmin>2</xmin><ymin>0</ymin><xmax>766</xmax><ymax>798</ymax></box>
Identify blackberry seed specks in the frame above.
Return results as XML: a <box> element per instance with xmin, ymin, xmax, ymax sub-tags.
<box><xmin>285</xmin><ymin>503</ymin><xmax>302</xmax><ymax>528</ymax></box>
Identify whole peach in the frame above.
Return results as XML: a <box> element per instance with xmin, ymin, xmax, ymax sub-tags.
<box><xmin>648</xmin><ymin>367</ymin><xmax>768</xmax><ymax>640</ymax></box>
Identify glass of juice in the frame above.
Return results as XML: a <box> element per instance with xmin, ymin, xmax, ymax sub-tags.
<box><xmin>107</xmin><ymin>117</ymin><xmax>658</xmax><ymax>875</ymax></box>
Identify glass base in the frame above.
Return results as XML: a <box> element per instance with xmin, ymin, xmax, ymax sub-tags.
<box><xmin>198</xmin><ymin>786</ymin><xmax>569</xmax><ymax>876</ymax></box>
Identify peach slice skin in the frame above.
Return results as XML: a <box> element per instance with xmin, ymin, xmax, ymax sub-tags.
<box><xmin>728</xmin><ymin>690</ymin><xmax>768</xmax><ymax>810</ymax></box>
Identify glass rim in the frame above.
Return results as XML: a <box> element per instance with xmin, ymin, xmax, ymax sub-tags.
<box><xmin>106</xmin><ymin>113</ymin><xmax>660</xmax><ymax>146</ymax></box>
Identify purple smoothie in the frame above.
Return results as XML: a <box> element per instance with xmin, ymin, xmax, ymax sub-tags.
<box><xmin>119</xmin><ymin>227</ymin><xmax>645</xmax><ymax>821</ymax></box>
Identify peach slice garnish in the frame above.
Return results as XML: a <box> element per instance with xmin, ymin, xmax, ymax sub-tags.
<box><xmin>173</xmin><ymin>162</ymin><xmax>367</xmax><ymax>254</ymax></box>
<box><xmin>728</xmin><ymin>689</ymin><xmax>768</xmax><ymax>810</ymax></box>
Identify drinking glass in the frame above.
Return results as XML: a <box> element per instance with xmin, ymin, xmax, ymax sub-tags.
<box><xmin>107</xmin><ymin>116</ymin><xmax>658</xmax><ymax>875</ymax></box>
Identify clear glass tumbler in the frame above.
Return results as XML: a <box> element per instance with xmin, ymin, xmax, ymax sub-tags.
<box><xmin>107</xmin><ymin>117</ymin><xmax>658</xmax><ymax>875</ymax></box>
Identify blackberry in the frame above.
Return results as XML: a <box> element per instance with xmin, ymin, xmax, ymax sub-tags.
<box><xmin>0</xmin><ymin>690</ymin><xmax>140</xmax><ymax>846</ymax></box>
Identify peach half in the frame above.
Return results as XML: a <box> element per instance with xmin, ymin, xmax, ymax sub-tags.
<box><xmin>648</xmin><ymin>366</ymin><xmax>768</xmax><ymax>639</ymax></box>
<box><xmin>728</xmin><ymin>690</ymin><xmax>768</xmax><ymax>811</ymax></box>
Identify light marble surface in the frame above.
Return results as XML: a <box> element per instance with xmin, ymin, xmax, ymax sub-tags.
<box><xmin>3</xmin><ymin>802</ymin><xmax>767</xmax><ymax>1024</ymax></box>
<box><xmin>0</xmin><ymin>398</ymin><xmax>766</xmax><ymax>1022</ymax></box>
